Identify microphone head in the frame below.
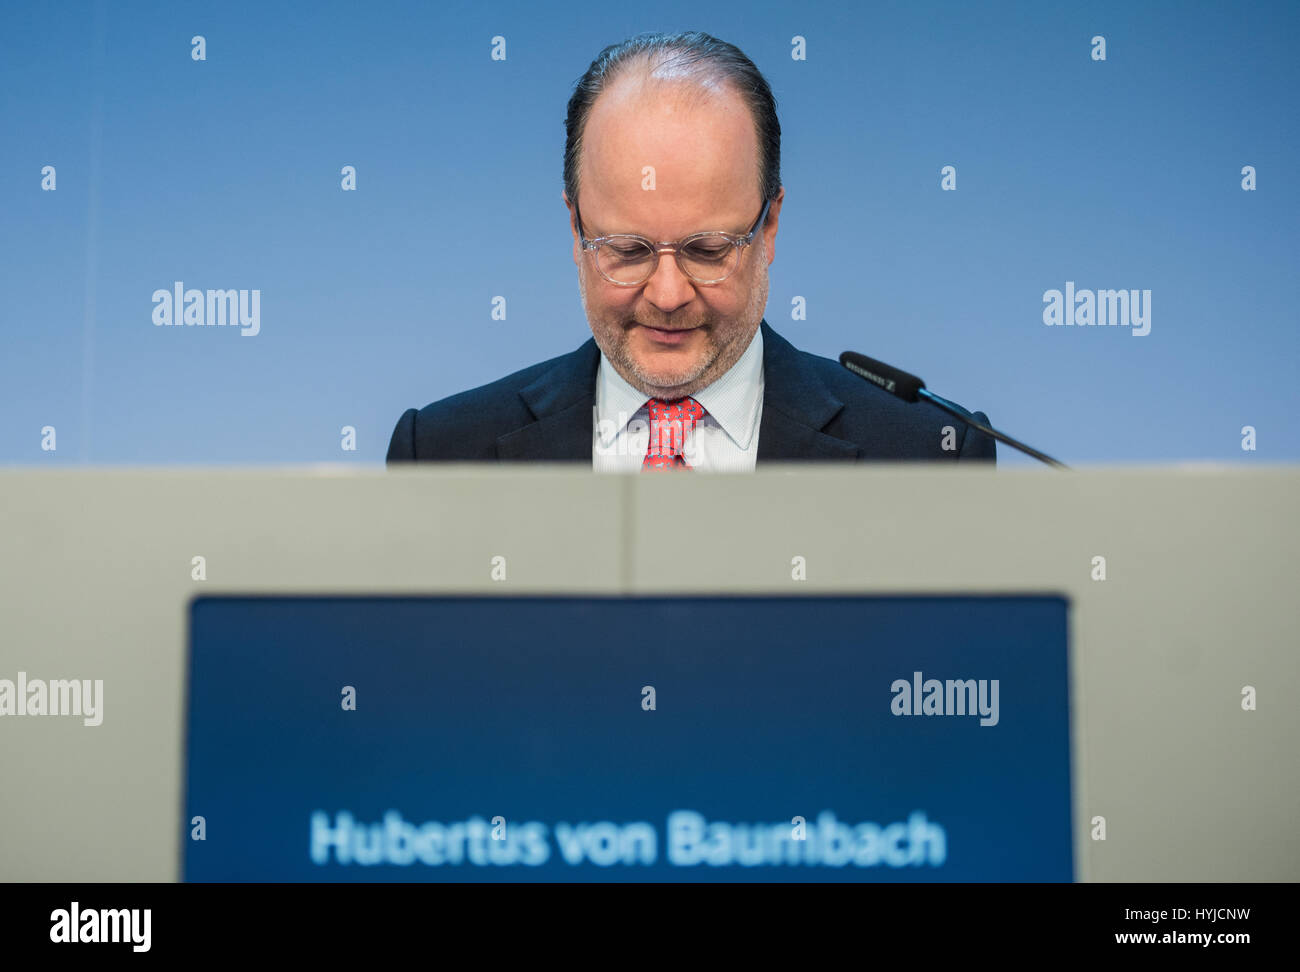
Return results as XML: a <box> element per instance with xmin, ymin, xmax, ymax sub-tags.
<box><xmin>838</xmin><ymin>351</ymin><xmax>926</xmax><ymax>403</ymax></box>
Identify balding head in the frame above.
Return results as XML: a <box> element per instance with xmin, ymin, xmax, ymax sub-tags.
<box><xmin>563</xmin><ymin>31</ymin><xmax>781</xmax><ymax>217</ymax></box>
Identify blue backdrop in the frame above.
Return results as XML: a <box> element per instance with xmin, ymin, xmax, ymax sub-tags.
<box><xmin>3</xmin><ymin>0</ymin><xmax>1296</xmax><ymax>467</ymax></box>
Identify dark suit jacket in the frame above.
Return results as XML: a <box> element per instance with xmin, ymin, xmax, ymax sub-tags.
<box><xmin>386</xmin><ymin>320</ymin><xmax>996</xmax><ymax>464</ymax></box>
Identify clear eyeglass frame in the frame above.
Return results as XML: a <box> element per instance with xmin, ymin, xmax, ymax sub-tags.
<box><xmin>574</xmin><ymin>196</ymin><xmax>773</xmax><ymax>286</ymax></box>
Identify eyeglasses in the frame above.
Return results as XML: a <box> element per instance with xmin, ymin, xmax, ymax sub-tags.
<box><xmin>574</xmin><ymin>197</ymin><xmax>772</xmax><ymax>286</ymax></box>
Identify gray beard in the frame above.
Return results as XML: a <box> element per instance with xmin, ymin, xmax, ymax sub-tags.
<box><xmin>578</xmin><ymin>241</ymin><xmax>767</xmax><ymax>400</ymax></box>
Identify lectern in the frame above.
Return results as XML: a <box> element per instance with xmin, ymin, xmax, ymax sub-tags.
<box><xmin>0</xmin><ymin>465</ymin><xmax>1294</xmax><ymax>881</ymax></box>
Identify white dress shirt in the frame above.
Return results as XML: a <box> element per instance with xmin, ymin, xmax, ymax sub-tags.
<box><xmin>592</xmin><ymin>326</ymin><xmax>765</xmax><ymax>472</ymax></box>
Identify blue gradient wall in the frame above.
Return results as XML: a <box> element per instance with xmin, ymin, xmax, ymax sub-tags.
<box><xmin>2</xmin><ymin>0</ymin><xmax>1296</xmax><ymax>467</ymax></box>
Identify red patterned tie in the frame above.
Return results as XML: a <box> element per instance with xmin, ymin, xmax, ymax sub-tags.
<box><xmin>643</xmin><ymin>397</ymin><xmax>706</xmax><ymax>471</ymax></box>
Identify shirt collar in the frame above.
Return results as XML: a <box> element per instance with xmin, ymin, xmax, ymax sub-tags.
<box><xmin>595</xmin><ymin>325</ymin><xmax>765</xmax><ymax>449</ymax></box>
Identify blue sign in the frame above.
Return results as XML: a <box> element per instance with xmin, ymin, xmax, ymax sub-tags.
<box><xmin>183</xmin><ymin>595</ymin><xmax>1072</xmax><ymax>881</ymax></box>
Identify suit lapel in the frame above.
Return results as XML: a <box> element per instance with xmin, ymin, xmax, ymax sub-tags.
<box><xmin>756</xmin><ymin>320</ymin><xmax>861</xmax><ymax>464</ymax></box>
<box><xmin>495</xmin><ymin>339</ymin><xmax>600</xmax><ymax>461</ymax></box>
<box><xmin>495</xmin><ymin>321</ymin><xmax>861</xmax><ymax>464</ymax></box>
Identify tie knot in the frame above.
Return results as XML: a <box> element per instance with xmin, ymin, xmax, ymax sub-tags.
<box><xmin>643</xmin><ymin>397</ymin><xmax>706</xmax><ymax>470</ymax></box>
<box><xmin>645</xmin><ymin>396</ymin><xmax>705</xmax><ymax>424</ymax></box>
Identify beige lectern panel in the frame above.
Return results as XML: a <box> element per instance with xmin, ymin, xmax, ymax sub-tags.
<box><xmin>0</xmin><ymin>467</ymin><xmax>625</xmax><ymax>881</ymax></box>
<box><xmin>0</xmin><ymin>466</ymin><xmax>1295</xmax><ymax>883</ymax></box>
<box><xmin>628</xmin><ymin>464</ymin><xmax>1300</xmax><ymax>883</ymax></box>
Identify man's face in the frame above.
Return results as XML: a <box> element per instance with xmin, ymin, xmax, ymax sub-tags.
<box><xmin>566</xmin><ymin>75</ymin><xmax>784</xmax><ymax>401</ymax></box>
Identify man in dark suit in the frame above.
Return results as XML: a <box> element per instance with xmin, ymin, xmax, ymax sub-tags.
<box><xmin>387</xmin><ymin>31</ymin><xmax>995</xmax><ymax>470</ymax></box>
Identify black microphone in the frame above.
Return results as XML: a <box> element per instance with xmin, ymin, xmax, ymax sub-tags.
<box><xmin>838</xmin><ymin>350</ymin><xmax>1069</xmax><ymax>469</ymax></box>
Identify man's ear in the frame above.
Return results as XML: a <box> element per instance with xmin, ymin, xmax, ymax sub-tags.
<box><xmin>762</xmin><ymin>186</ymin><xmax>785</xmax><ymax>265</ymax></box>
<box><xmin>562</xmin><ymin>190</ymin><xmax>581</xmax><ymax>266</ymax></box>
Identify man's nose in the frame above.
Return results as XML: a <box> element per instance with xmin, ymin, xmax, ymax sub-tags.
<box><xmin>641</xmin><ymin>246</ymin><xmax>695</xmax><ymax>314</ymax></box>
